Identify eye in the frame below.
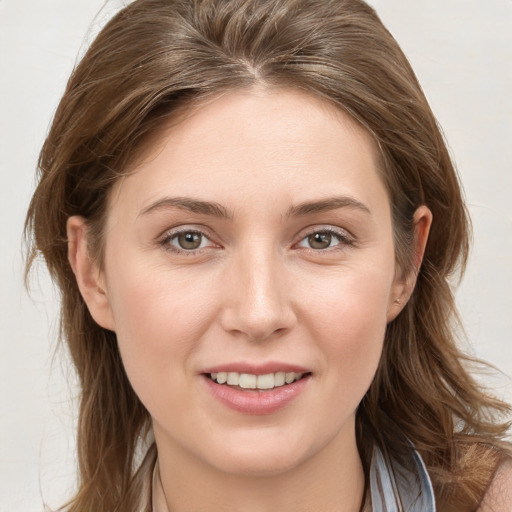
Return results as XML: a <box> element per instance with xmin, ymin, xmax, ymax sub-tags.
<box><xmin>162</xmin><ymin>229</ymin><xmax>214</xmax><ymax>253</ymax></box>
<box><xmin>296</xmin><ymin>229</ymin><xmax>352</xmax><ymax>251</ymax></box>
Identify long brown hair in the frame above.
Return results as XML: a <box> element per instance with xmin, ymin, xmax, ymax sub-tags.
<box><xmin>25</xmin><ymin>0</ymin><xmax>510</xmax><ymax>510</ymax></box>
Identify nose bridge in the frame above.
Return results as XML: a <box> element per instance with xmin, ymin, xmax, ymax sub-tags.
<box><xmin>221</xmin><ymin>240</ymin><xmax>294</xmax><ymax>340</ymax></box>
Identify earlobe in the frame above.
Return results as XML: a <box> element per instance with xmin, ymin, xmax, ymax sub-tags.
<box><xmin>67</xmin><ymin>216</ymin><xmax>116</xmax><ymax>331</ymax></box>
<box><xmin>387</xmin><ymin>205</ymin><xmax>433</xmax><ymax>322</ymax></box>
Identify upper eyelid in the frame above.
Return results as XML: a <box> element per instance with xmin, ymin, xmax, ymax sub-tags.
<box><xmin>159</xmin><ymin>223</ymin><xmax>352</xmax><ymax>236</ymax></box>
<box><xmin>159</xmin><ymin>224</ymin><xmax>215</xmax><ymax>240</ymax></box>
<box><xmin>159</xmin><ymin>229</ymin><xmax>219</xmax><ymax>256</ymax></box>
<box><xmin>293</xmin><ymin>226</ymin><xmax>357</xmax><ymax>253</ymax></box>
<box><xmin>295</xmin><ymin>224</ymin><xmax>355</xmax><ymax>241</ymax></box>
<box><xmin>158</xmin><ymin>225</ymin><xmax>219</xmax><ymax>251</ymax></box>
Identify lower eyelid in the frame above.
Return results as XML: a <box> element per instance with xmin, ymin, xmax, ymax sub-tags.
<box><xmin>159</xmin><ymin>229</ymin><xmax>209</xmax><ymax>250</ymax></box>
<box><xmin>297</xmin><ymin>229</ymin><xmax>353</xmax><ymax>248</ymax></box>
<box><xmin>158</xmin><ymin>227</ymin><xmax>353</xmax><ymax>253</ymax></box>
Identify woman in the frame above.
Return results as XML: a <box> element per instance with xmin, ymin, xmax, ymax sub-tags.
<box><xmin>24</xmin><ymin>0</ymin><xmax>511</xmax><ymax>510</ymax></box>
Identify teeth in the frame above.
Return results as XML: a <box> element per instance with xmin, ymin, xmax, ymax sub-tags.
<box><xmin>227</xmin><ymin>372</ymin><xmax>240</xmax><ymax>386</ymax></box>
<box><xmin>285</xmin><ymin>372</ymin><xmax>296</xmax><ymax>384</ymax></box>
<box><xmin>257</xmin><ymin>373</ymin><xmax>274</xmax><ymax>389</ymax></box>
<box><xmin>274</xmin><ymin>371</ymin><xmax>286</xmax><ymax>386</ymax></box>
<box><xmin>239</xmin><ymin>373</ymin><xmax>257</xmax><ymax>389</ymax></box>
<box><xmin>210</xmin><ymin>371</ymin><xmax>305</xmax><ymax>389</ymax></box>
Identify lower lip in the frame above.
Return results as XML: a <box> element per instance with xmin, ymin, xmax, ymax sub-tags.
<box><xmin>203</xmin><ymin>375</ymin><xmax>311</xmax><ymax>415</ymax></box>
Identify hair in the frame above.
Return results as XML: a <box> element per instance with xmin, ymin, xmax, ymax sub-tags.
<box><xmin>25</xmin><ymin>0</ymin><xmax>510</xmax><ymax>511</ymax></box>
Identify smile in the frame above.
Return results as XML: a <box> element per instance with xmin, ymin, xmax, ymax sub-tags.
<box><xmin>203</xmin><ymin>367</ymin><xmax>311</xmax><ymax>414</ymax></box>
<box><xmin>209</xmin><ymin>371</ymin><xmax>305</xmax><ymax>390</ymax></box>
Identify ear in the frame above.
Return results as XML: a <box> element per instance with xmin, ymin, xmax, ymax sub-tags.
<box><xmin>67</xmin><ymin>216</ymin><xmax>116</xmax><ymax>331</ymax></box>
<box><xmin>387</xmin><ymin>205</ymin><xmax>433</xmax><ymax>322</ymax></box>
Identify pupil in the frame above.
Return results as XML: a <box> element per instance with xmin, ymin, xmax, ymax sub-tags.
<box><xmin>179</xmin><ymin>232</ymin><xmax>201</xmax><ymax>249</ymax></box>
<box><xmin>309</xmin><ymin>232</ymin><xmax>331</xmax><ymax>249</ymax></box>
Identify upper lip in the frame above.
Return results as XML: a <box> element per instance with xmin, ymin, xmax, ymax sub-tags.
<box><xmin>201</xmin><ymin>362</ymin><xmax>310</xmax><ymax>375</ymax></box>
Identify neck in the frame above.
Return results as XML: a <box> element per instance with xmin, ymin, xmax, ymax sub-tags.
<box><xmin>154</xmin><ymin>420</ymin><xmax>365</xmax><ymax>512</ymax></box>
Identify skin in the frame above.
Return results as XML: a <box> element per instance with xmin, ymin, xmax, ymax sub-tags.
<box><xmin>68</xmin><ymin>87</ymin><xmax>432</xmax><ymax>512</ymax></box>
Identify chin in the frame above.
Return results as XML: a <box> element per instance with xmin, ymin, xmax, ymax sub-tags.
<box><xmin>211</xmin><ymin>448</ymin><xmax>308</xmax><ymax>478</ymax></box>
<box><xmin>201</xmin><ymin>427</ymin><xmax>329</xmax><ymax>478</ymax></box>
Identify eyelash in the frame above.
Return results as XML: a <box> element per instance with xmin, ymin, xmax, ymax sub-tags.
<box><xmin>160</xmin><ymin>228</ymin><xmax>217</xmax><ymax>256</ymax></box>
<box><xmin>295</xmin><ymin>228</ymin><xmax>355</xmax><ymax>252</ymax></box>
<box><xmin>159</xmin><ymin>226</ymin><xmax>355</xmax><ymax>256</ymax></box>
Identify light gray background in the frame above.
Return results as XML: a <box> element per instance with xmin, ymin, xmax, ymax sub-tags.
<box><xmin>1</xmin><ymin>0</ymin><xmax>511</xmax><ymax>510</ymax></box>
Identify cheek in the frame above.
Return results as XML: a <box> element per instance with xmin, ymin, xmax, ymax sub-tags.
<box><xmin>103</xmin><ymin>259</ymin><xmax>215</xmax><ymax>406</ymax></box>
<box><xmin>327</xmin><ymin>296</ymin><xmax>386</xmax><ymax>385</ymax></box>
<box><xmin>299</xmin><ymin>265</ymin><xmax>392</xmax><ymax>397</ymax></box>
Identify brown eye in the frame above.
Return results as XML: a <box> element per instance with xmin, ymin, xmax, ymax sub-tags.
<box><xmin>297</xmin><ymin>229</ymin><xmax>352</xmax><ymax>252</ymax></box>
<box><xmin>307</xmin><ymin>232</ymin><xmax>333</xmax><ymax>249</ymax></box>
<box><xmin>164</xmin><ymin>231</ymin><xmax>208</xmax><ymax>252</ymax></box>
<box><xmin>176</xmin><ymin>232</ymin><xmax>203</xmax><ymax>250</ymax></box>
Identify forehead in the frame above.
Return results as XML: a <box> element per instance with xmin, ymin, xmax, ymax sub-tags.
<box><xmin>108</xmin><ymin>87</ymin><xmax>387</xmax><ymax>217</ymax></box>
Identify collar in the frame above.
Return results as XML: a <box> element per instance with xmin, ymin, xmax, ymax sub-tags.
<box><xmin>369</xmin><ymin>443</ymin><xmax>436</xmax><ymax>511</ymax></box>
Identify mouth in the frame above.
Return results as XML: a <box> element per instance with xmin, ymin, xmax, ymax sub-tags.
<box><xmin>206</xmin><ymin>371</ymin><xmax>310</xmax><ymax>390</ymax></box>
<box><xmin>202</xmin><ymin>364</ymin><xmax>312</xmax><ymax>414</ymax></box>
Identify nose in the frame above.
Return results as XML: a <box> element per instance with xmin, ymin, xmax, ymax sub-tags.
<box><xmin>219</xmin><ymin>246</ymin><xmax>296</xmax><ymax>341</ymax></box>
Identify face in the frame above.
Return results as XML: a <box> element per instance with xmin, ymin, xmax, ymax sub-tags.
<box><xmin>71</xmin><ymin>88</ymin><xmax>413</xmax><ymax>478</ymax></box>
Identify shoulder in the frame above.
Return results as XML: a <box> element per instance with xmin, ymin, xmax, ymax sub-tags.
<box><xmin>477</xmin><ymin>455</ymin><xmax>512</xmax><ymax>512</ymax></box>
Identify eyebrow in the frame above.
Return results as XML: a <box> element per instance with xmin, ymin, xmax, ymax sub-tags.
<box><xmin>139</xmin><ymin>195</ymin><xmax>370</xmax><ymax>219</ymax></box>
<box><xmin>139</xmin><ymin>197</ymin><xmax>233</xmax><ymax>219</ymax></box>
<box><xmin>285</xmin><ymin>196</ymin><xmax>371</xmax><ymax>217</ymax></box>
